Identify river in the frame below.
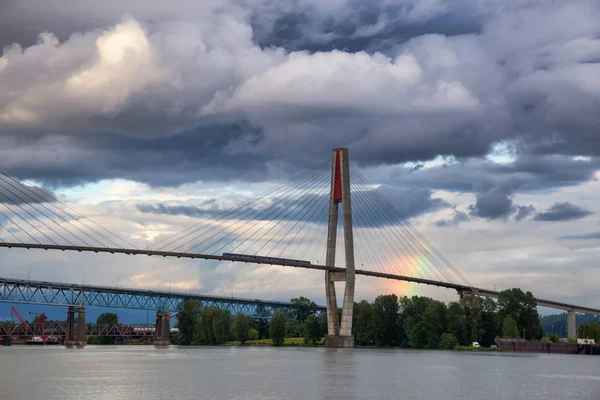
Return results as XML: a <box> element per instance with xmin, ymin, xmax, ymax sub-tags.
<box><xmin>1</xmin><ymin>346</ymin><xmax>599</xmax><ymax>399</ymax></box>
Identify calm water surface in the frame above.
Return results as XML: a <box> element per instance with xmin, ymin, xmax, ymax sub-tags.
<box><xmin>1</xmin><ymin>346</ymin><xmax>599</xmax><ymax>400</ymax></box>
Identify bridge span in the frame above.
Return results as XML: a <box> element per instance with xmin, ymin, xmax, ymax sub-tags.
<box><xmin>0</xmin><ymin>276</ymin><xmax>326</xmax><ymax>320</ymax></box>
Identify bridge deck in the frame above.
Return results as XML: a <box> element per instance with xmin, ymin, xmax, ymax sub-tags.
<box><xmin>1</xmin><ymin>242</ymin><xmax>598</xmax><ymax>315</ymax></box>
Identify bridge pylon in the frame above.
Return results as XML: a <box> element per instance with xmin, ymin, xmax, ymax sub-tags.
<box><xmin>154</xmin><ymin>311</ymin><xmax>171</xmax><ymax>346</ymax></box>
<box><xmin>324</xmin><ymin>148</ymin><xmax>356</xmax><ymax>348</ymax></box>
<box><xmin>65</xmin><ymin>306</ymin><xmax>86</xmax><ymax>348</ymax></box>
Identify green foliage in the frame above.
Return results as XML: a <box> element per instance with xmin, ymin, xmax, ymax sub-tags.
<box><xmin>286</xmin><ymin>322</ymin><xmax>304</xmax><ymax>338</ymax></box>
<box><xmin>373</xmin><ymin>294</ymin><xmax>401</xmax><ymax>346</ymax></box>
<box><xmin>567</xmin><ymin>337</ymin><xmax>576</xmax><ymax>343</ymax></box>
<box><xmin>498</xmin><ymin>288</ymin><xmax>543</xmax><ymax>340</ymax></box>
<box><xmin>97</xmin><ymin>313</ymin><xmax>118</xmax><ymax>325</ymax></box>
<box><xmin>353</xmin><ymin>300</ymin><xmax>375</xmax><ymax>346</ymax></box>
<box><xmin>193</xmin><ymin>307</ymin><xmax>231</xmax><ymax>345</ymax></box>
<box><xmin>439</xmin><ymin>333</ymin><xmax>459</xmax><ymax>349</ymax></box>
<box><xmin>303</xmin><ymin>315</ymin><xmax>322</xmax><ymax>344</ymax></box>
<box><xmin>290</xmin><ymin>296</ymin><xmax>318</xmax><ymax>322</ymax></box>
<box><xmin>233</xmin><ymin>314</ymin><xmax>251</xmax><ymax>344</ymax></box>
<box><xmin>502</xmin><ymin>315</ymin><xmax>520</xmax><ymax>338</ymax></box>
<box><xmin>549</xmin><ymin>334</ymin><xmax>560</xmax><ymax>343</ymax></box>
<box><xmin>249</xmin><ymin>328</ymin><xmax>259</xmax><ymax>341</ymax></box>
<box><xmin>541</xmin><ymin>336</ymin><xmax>550</xmax><ymax>341</ymax></box>
<box><xmin>578</xmin><ymin>320</ymin><xmax>599</xmax><ymax>341</ymax></box>
<box><xmin>87</xmin><ymin>336</ymin><xmax>115</xmax><ymax>345</ymax></box>
<box><xmin>92</xmin><ymin>313</ymin><xmax>118</xmax><ymax>344</ymax></box>
<box><xmin>269</xmin><ymin>312</ymin><xmax>287</xmax><ymax>346</ymax></box>
<box><xmin>177</xmin><ymin>300</ymin><xmax>202</xmax><ymax>345</ymax></box>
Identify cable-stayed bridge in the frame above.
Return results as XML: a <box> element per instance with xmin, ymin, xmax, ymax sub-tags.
<box><xmin>0</xmin><ymin>149</ymin><xmax>598</xmax><ymax>345</ymax></box>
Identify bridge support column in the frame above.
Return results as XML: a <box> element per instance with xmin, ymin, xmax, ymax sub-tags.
<box><xmin>567</xmin><ymin>309</ymin><xmax>576</xmax><ymax>339</ymax></box>
<box><xmin>65</xmin><ymin>306</ymin><xmax>86</xmax><ymax>347</ymax></box>
<box><xmin>154</xmin><ymin>311</ymin><xmax>171</xmax><ymax>346</ymax></box>
<box><xmin>324</xmin><ymin>148</ymin><xmax>355</xmax><ymax>348</ymax></box>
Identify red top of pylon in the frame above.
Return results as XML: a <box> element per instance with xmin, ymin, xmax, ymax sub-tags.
<box><xmin>334</xmin><ymin>150</ymin><xmax>342</xmax><ymax>202</ymax></box>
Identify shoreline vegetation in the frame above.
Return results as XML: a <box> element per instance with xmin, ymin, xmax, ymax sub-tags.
<box><xmin>175</xmin><ymin>289</ymin><xmax>559</xmax><ymax>350</ymax></box>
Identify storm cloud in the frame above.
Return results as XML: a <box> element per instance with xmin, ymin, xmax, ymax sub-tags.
<box><xmin>534</xmin><ymin>202</ymin><xmax>593</xmax><ymax>222</ymax></box>
<box><xmin>0</xmin><ymin>0</ymin><xmax>600</xmax><ymax>308</ymax></box>
<box><xmin>0</xmin><ymin>0</ymin><xmax>597</xmax><ymax>190</ymax></box>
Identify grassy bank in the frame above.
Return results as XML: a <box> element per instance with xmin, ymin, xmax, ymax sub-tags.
<box><xmin>226</xmin><ymin>337</ymin><xmax>324</xmax><ymax>346</ymax></box>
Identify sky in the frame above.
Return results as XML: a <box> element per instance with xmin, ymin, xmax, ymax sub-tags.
<box><xmin>1</xmin><ymin>0</ymin><xmax>600</xmax><ymax>320</ymax></box>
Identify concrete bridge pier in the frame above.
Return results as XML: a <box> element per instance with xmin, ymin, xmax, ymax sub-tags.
<box><xmin>324</xmin><ymin>148</ymin><xmax>355</xmax><ymax>348</ymax></box>
<box><xmin>568</xmin><ymin>309</ymin><xmax>576</xmax><ymax>339</ymax></box>
<box><xmin>65</xmin><ymin>306</ymin><xmax>86</xmax><ymax>347</ymax></box>
<box><xmin>154</xmin><ymin>311</ymin><xmax>171</xmax><ymax>346</ymax></box>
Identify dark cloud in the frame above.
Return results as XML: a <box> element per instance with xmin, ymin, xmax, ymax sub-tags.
<box><xmin>136</xmin><ymin>200</ymin><xmax>219</xmax><ymax>218</ymax></box>
<box><xmin>0</xmin><ymin>0</ymin><xmax>597</xmax><ymax>204</ymax></box>
<box><xmin>391</xmin><ymin>154</ymin><xmax>600</xmax><ymax>194</ymax></box>
<box><xmin>434</xmin><ymin>210</ymin><xmax>469</xmax><ymax>227</ymax></box>
<box><xmin>137</xmin><ymin>185</ymin><xmax>450</xmax><ymax>228</ymax></box>
<box><xmin>534</xmin><ymin>202</ymin><xmax>593</xmax><ymax>222</ymax></box>
<box><xmin>255</xmin><ymin>1</ymin><xmax>483</xmax><ymax>53</ymax></box>
<box><xmin>560</xmin><ymin>232</ymin><xmax>600</xmax><ymax>240</ymax></box>
<box><xmin>514</xmin><ymin>205</ymin><xmax>536</xmax><ymax>222</ymax></box>
<box><xmin>469</xmin><ymin>188</ymin><xmax>512</xmax><ymax>220</ymax></box>
<box><xmin>376</xmin><ymin>186</ymin><xmax>450</xmax><ymax>219</ymax></box>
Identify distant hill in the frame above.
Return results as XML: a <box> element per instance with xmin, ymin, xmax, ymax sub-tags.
<box><xmin>540</xmin><ymin>313</ymin><xmax>599</xmax><ymax>337</ymax></box>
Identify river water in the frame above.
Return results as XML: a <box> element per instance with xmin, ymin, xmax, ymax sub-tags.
<box><xmin>1</xmin><ymin>346</ymin><xmax>599</xmax><ymax>400</ymax></box>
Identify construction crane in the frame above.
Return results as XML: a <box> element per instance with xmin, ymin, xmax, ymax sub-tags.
<box><xmin>28</xmin><ymin>312</ymin><xmax>47</xmax><ymax>340</ymax></box>
<box><xmin>10</xmin><ymin>306</ymin><xmax>31</xmax><ymax>334</ymax></box>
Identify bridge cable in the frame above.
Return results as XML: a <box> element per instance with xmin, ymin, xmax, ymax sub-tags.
<box><xmin>0</xmin><ymin>167</ymin><xmax>137</xmax><ymax>249</ymax></box>
<box><xmin>0</xmin><ymin>176</ymin><xmax>98</xmax><ymax>247</ymax></box>
<box><xmin>0</xmin><ymin>179</ymin><xmax>85</xmax><ymax>246</ymax></box>
<box><xmin>349</xmin><ymin>170</ymin><xmax>442</xmax><ymax>280</ymax></box>
<box><xmin>351</xmin><ymin>167</ymin><xmax>470</xmax><ymax>285</ymax></box>
<box><xmin>216</xmin><ymin>168</ymin><xmax>330</xmax><ymax>256</ymax></box>
<box><xmin>154</xmin><ymin>161</ymin><xmax>328</xmax><ymax>252</ymax></box>
<box><xmin>175</xmin><ymin>165</ymin><xmax>326</xmax><ymax>254</ymax></box>
<box><xmin>356</xmin><ymin>167</ymin><xmax>453</xmax><ymax>281</ymax></box>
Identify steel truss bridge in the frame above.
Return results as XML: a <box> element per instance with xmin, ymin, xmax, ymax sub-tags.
<box><xmin>0</xmin><ymin>277</ymin><xmax>326</xmax><ymax>320</ymax></box>
<box><xmin>1</xmin><ymin>248</ymin><xmax>597</xmax><ymax>318</ymax></box>
<box><xmin>0</xmin><ymin>322</ymin><xmax>178</xmax><ymax>338</ymax></box>
<box><xmin>0</xmin><ymin>151</ymin><xmax>598</xmax><ymax>344</ymax></box>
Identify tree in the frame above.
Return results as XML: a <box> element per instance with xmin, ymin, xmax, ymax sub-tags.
<box><xmin>373</xmin><ymin>294</ymin><xmax>401</xmax><ymax>346</ymax></box>
<box><xmin>177</xmin><ymin>300</ymin><xmax>202</xmax><ymax>345</ymax></box>
<box><xmin>502</xmin><ymin>315</ymin><xmax>519</xmax><ymax>338</ymax></box>
<box><xmin>92</xmin><ymin>313</ymin><xmax>119</xmax><ymax>344</ymax></box>
<box><xmin>212</xmin><ymin>309</ymin><xmax>232</xmax><ymax>344</ymax></box>
<box><xmin>479</xmin><ymin>298</ymin><xmax>501</xmax><ymax>346</ymax></box>
<box><xmin>193</xmin><ymin>307</ymin><xmax>231</xmax><ymax>345</ymax></box>
<box><xmin>549</xmin><ymin>334</ymin><xmax>560</xmax><ymax>343</ymax></box>
<box><xmin>422</xmin><ymin>305</ymin><xmax>442</xmax><ymax>348</ymax></box>
<box><xmin>353</xmin><ymin>300</ymin><xmax>375</xmax><ymax>346</ymax></box>
<box><xmin>233</xmin><ymin>314</ymin><xmax>251</xmax><ymax>344</ymax></box>
<box><xmin>498</xmin><ymin>288</ymin><xmax>543</xmax><ymax>340</ymax></box>
<box><xmin>578</xmin><ymin>320</ymin><xmax>599</xmax><ymax>341</ymax></box>
<box><xmin>270</xmin><ymin>312</ymin><xmax>287</xmax><ymax>346</ymax></box>
<box><xmin>291</xmin><ymin>297</ymin><xmax>318</xmax><ymax>322</ymax></box>
<box><xmin>446</xmin><ymin>301</ymin><xmax>467</xmax><ymax>345</ymax></box>
<box><xmin>97</xmin><ymin>313</ymin><xmax>118</xmax><ymax>325</ymax></box>
<box><xmin>249</xmin><ymin>328</ymin><xmax>259</xmax><ymax>341</ymax></box>
<box><xmin>303</xmin><ymin>315</ymin><xmax>321</xmax><ymax>344</ymax></box>
<box><xmin>439</xmin><ymin>333</ymin><xmax>459</xmax><ymax>349</ymax></box>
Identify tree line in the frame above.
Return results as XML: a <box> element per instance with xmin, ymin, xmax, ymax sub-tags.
<box><xmin>176</xmin><ymin>297</ymin><xmax>325</xmax><ymax>346</ymax></box>
<box><xmin>176</xmin><ymin>288</ymin><xmax>546</xmax><ymax>347</ymax></box>
<box><xmin>353</xmin><ymin>288</ymin><xmax>543</xmax><ymax>348</ymax></box>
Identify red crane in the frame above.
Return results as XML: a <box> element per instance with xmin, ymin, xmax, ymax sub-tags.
<box><xmin>28</xmin><ymin>312</ymin><xmax>47</xmax><ymax>341</ymax></box>
<box><xmin>10</xmin><ymin>306</ymin><xmax>31</xmax><ymax>334</ymax></box>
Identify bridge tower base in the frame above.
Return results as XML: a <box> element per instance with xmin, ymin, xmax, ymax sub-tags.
<box><xmin>324</xmin><ymin>148</ymin><xmax>356</xmax><ymax>348</ymax></box>
<box><xmin>567</xmin><ymin>309</ymin><xmax>576</xmax><ymax>339</ymax></box>
<box><xmin>154</xmin><ymin>311</ymin><xmax>171</xmax><ymax>346</ymax></box>
<box><xmin>65</xmin><ymin>306</ymin><xmax>86</xmax><ymax>348</ymax></box>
